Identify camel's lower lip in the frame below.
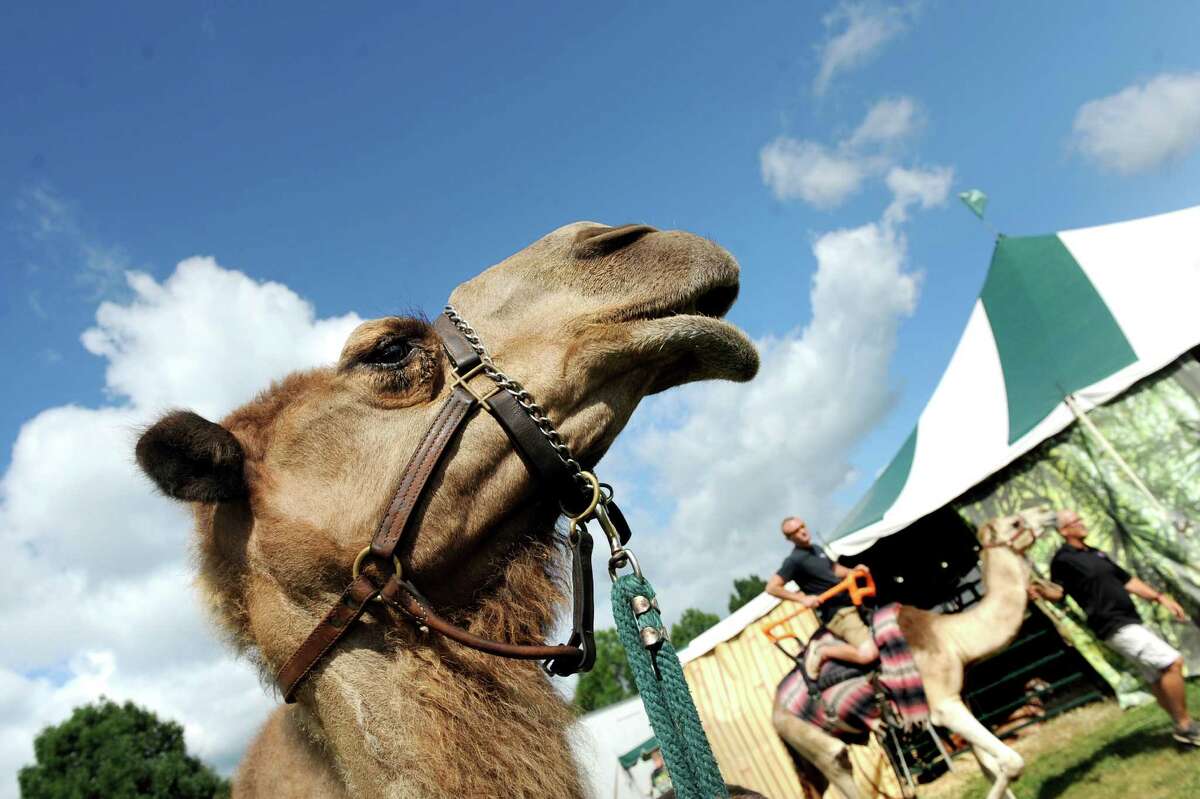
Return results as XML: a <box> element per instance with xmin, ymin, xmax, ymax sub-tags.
<box><xmin>629</xmin><ymin>314</ymin><xmax>759</xmax><ymax>392</ymax></box>
<box><xmin>590</xmin><ymin>239</ymin><xmax>758</xmax><ymax>390</ymax></box>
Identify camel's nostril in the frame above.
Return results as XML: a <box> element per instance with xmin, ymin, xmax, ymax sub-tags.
<box><xmin>573</xmin><ymin>224</ymin><xmax>658</xmax><ymax>257</ymax></box>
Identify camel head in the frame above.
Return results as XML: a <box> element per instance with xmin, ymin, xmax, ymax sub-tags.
<box><xmin>134</xmin><ymin>221</ymin><xmax>759</xmax><ymax>667</ymax></box>
<box><xmin>976</xmin><ymin>512</ymin><xmax>1044</xmax><ymax>555</ymax></box>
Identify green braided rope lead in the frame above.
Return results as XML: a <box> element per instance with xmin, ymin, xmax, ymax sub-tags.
<box><xmin>612</xmin><ymin>574</ymin><xmax>729</xmax><ymax>799</ymax></box>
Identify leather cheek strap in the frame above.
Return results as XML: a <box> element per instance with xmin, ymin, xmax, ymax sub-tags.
<box><xmin>369</xmin><ymin>387</ymin><xmax>477</xmax><ymax>560</ymax></box>
<box><xmin>433</xmin><ymin>313</ymin><xmax>481</xmax><ymax>374</ymax></box>
<box><xmin>487</xmin><ymin>389</ymin><xmax>580</xmax><ymax>503</ymax></box>
<box><xmin>278</xmin><ymin>385</ymin><xmax>477</xmax><ymax>704</ymax></box>
<box><xmin>547</xmin><ymin>527</ymin><xmax>595</xmax><ymax>675</ymax></box>
<box><xmin>278</xmin><ymin>574</ymin><xmax>380</xmax><ymax>703</ymax></box>
<box><xmin>432</xmin><ymin>313</ymin><xmax>589</xmax><ymax>512</ymax></box>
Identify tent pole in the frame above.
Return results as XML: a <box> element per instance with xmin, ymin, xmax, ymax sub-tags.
<box><xmin>1063</xmin><ymin>394</ymin><xmax>1166</xmax><ymax>511</ymax></box>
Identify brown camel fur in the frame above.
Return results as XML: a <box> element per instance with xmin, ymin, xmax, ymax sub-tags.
<box><xmin>773</xmin><ymin>515</ymin><xmax>1040</xmax><ymax>799</ymax></box>
<box><xmin>135</xmin><ymin>222</ymin><xmax>759</xmax><ymax>798</ymax></box>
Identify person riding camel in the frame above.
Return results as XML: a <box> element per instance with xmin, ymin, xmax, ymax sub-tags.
<box><xmin>766</xmin><ymin>517</ymin><xmax>878</xmax><ymax>679</ymax></box>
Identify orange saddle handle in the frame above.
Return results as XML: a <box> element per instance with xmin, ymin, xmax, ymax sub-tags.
<box><xmin>760</xmin><ymin>567</ymin><xmax>876</xmax><ymax>644</ymax></box>
<box><xmin>817</xmin><ymin>566</ymin><xmax>876</xmax><ymax>607</ymax></box>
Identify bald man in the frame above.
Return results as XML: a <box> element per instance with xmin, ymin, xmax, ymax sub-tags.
<box><xmin>1030</xmin><ymin>509</ymin><xmax>1199</xmax><ymax>746</ymax></box>
<box><xmin>766</xmin><ymin>516</ymin><xmax>877</xmax><ymax>679</ymax></box>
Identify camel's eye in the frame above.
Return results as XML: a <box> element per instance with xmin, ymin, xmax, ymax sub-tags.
<box><xmin>362</xmin><ymin>337</ymin><xmax>416</xmax><ymax>367</ymax></box>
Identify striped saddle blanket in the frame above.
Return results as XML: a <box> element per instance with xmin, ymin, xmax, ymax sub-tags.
<box><xmin>775</xmin><ymin>603</ymin><xmax>928</xmax><ymax>740</ymax></box>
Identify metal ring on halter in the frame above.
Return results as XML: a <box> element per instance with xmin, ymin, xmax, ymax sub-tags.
<box><xmin>608</xmin><ymin>547</ymin><xmax>643</xmax><ymax>581</ymax></box>
<box><xmin>563</xmin><ymin>471</ymin><xmax>601</xmax><ymax>530</ymax></box>
<box><xmin>352</xmin><ymin>546</ymin><xmax>402</xmax><ymax>602</ymax></box>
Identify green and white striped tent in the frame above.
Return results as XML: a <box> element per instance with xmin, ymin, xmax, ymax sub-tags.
<box><xmin>828</xmin><ymin>205</ymin><xmax>1200</xmax><ymax>557</ymax></box>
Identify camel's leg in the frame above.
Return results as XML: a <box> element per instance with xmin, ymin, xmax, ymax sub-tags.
<box><xmin>772</xmin><ymin>707</ymin><xmax>862</xmax><ymax>799</ymax></box>
<box><xmin>930</xmin><ymin>699</ymin><xmax>1022</xmax><ymax>799</ymax></box>
<box><xmin>970</xmin><ymin>745</ymin><xmax>1019</xmax><ymax>799</ymax></box>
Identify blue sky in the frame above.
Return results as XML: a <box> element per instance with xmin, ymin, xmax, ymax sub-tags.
<box><xmin>2</xmin><ymin>0</ymin><xmax>1200</xmax><ymax>785</ymax></box>
<box><xmin>4</xmin><ymin>1</ymin><xmax>1197</xmax><ymax>477</ymax></box>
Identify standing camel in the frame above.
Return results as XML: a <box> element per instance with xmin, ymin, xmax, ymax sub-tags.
<box><xmin>134</xmin><ymin>221</ymin><xmax>760</xmax><ymax>798</ymax></box>
<box><xmin>773</xmin><ymin>515</ymin><xmax>1041</xmax><ymax>799</ymax></box>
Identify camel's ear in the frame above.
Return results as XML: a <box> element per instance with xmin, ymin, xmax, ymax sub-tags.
<box><xmin>136</xmin><ymin>411</ymin><xmax>247</xmax><ymax>502</ymax></box>
<box><xmin>976</xmin><ymin>520</ymin><xmax>999</xmax><ymax>548</ymax></box>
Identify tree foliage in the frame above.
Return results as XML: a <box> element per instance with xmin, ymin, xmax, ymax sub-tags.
<box><xmin>728</xmin><ymin>574</ymin><xmax>767</xmax><ymax>613</ymax></box>
<box><xmin>574</xmin><ymin>629</ymin><xmax>638</xmax><ymax>713</ymax></box>
<box><xmin>19</xmin><ymin>698</ymin><xmax>230</xmax><ymax>799</ymax></box>
<box><xmin>670</xmin><ymin>608</ymin><xmax>720</xmax><ymax>651</ymax></box>
<box><xmin>575</xmin><ymin>576</ymin><xmax>754</xmax><ymax>713</ymax></box>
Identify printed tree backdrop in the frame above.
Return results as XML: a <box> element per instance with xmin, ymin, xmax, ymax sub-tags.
<box><xmin>955</xmin><ymin>355</ymin><xmax>1200</xmax><ymax>701</ymax></box>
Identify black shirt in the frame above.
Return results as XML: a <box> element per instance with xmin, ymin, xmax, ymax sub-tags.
<box><xmin>1050</xmin><ymin>544</ymin><xmax>1141</xmax><ymax>639</ymax></box>
<box><xmin>777</xmin><ymin>545</ymin><xmax>851</xmax><ymax>623</ymax></box>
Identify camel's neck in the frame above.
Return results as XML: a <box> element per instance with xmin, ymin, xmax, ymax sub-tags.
<box><xmin>943</xmin><ymin>545</ymin><xmax>1030</xmax><ymax>664</ymax></box>
<box><xmin>302</xmin><ymin>542</ymin><xmax>587</xmax><ymax>799</ymax></box>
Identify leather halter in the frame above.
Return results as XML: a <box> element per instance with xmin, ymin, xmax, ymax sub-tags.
<box><xmin>979</xmin><ymin>521</ymin><xmax>1039</xmax><ymax>552</ymax></box>
<box><xmin>277</xmin><ymin>309</ymin><xmax>624</xmax><ymax>702</ymax></box>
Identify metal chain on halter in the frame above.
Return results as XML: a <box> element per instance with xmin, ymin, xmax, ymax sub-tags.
<box><xmin>446</xmin><ymin>304</ymin><xmax>726</xmax><ymax>794</ymax></box>
<box><xmin>443</xmin><ymin>305</ymin><xmax>591</xmax><ymax>493</ymax></box>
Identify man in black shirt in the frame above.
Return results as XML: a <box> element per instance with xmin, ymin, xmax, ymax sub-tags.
<box><xmin>1031</xmin><ymin>509</ymin><xmax>1199</xmax><ymax>746</ymax></box>
<box><xmin>766</xmin><ymin>516</ymin><xmax>877</xmax><ymax>679</ymax></box>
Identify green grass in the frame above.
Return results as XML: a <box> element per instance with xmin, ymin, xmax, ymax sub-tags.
<box><xmin>944</xmin><ymin>682</ymin><xmax>1200</xmax><ymax>799</ymax></box>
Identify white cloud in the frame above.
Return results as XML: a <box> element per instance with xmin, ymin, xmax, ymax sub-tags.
<box><xmin>760</xmin><ymin>138</ymin><xmax>875</xmax><ymax>208</ymax></box>
<box><xmin>16</xmin><ymin>185</ymin><xmax>130</xmax><ymax>298</ymax></box>
<box><xmin>814</xmin><ymin>2</ymin><xmax>915</xmax><ymax>96</ymax></box>
<box><xmin>82</xmin><ymin>259</ymin><xmax>360</xmax><ymax>419</ymax></box>
<box><xmin>0</xmin><ymin>257</ymin><xmax>361</xmax><ymax>796</ymax></box>
<box><xmin>608</xmin><ymin>176</ymin><xmax>945</xmax><ymax>618</ymax></box>
<box><xmin>17</xmin><ymin>184</ymin><xmax>71</xmax><ymax>240</ymax></box>
<box><xmin>1</xmin><ymin>406</ymin><xmax>181</xmax><ymax>581</ymax></box>
<box><xmin>760</xmin><ymin>96</ymin><xmax>925</xmax><ymax>210</ymax></box>
<box><xmin>1072</xmin><ymin>72</ymin><xmax>1200</xmax><ymax>174</ymax></box>
<box><xmin>883</xmin><ymin>164</ymin><xmax>954</xmax><ymax>224</ymax></box>
<box><xmin>849</xmin><ymin>96</ymin><xmax>922</xmax><ymax>148</ymax></box>
<box><xmin>0</xmin><ymin>652</ymin><xmax>272</xmax><ymax>784</ymax></box>
<box><xmin>80</xmin><ymin>243</ymin><xmax>133</xmax><ymax>299</ymax></box>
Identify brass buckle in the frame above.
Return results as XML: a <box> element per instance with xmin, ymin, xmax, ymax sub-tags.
<box><xmin>563</xmin><ymin>471</ymin><xmax>602</xmax><ymax>537</ymax></box>
<box><xmin>352</xmin><ymin>546</ymin><xmax>402</xmax><ymax>603</ymax></box>
<box><xmin>447</xmin><ymin>363</ymin><xmax>500</xmax><ymax>409</ymax></box>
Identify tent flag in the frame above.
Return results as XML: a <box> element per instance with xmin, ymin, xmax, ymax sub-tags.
<box><xmin>959</xmin><ymin>189</ymin><xmax>988</xmax><ymax>219</ymax></box>
<box><xmin>829</xmin><ymin>205</ymin><xmax>1200</xmax><ymax>557</ymax></box>
<box><xmin>618</xmin><ymin>736</ymin><xmax>659</xmax><ymax>769</ymax></box>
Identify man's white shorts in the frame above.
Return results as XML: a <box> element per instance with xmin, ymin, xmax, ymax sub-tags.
<box><xmin>1105</xmin><ymin>623</ymin><xmax>1182</xmax><ymax>683</ymax></box>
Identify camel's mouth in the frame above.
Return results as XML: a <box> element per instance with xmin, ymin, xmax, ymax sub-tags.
<box><xmin>628</xmin><ymin>279</ymin><xmax>741</xmax><ymax>322</ymax></box>
<box><xmin>609</xmin><ymin>260</ymin><xmax>740</xmax><ymax>324</ymax></box>
<box><xmin>613</xmin><ymin>263</ymin><xmax>759</xmax><ymax>393</ymax></box>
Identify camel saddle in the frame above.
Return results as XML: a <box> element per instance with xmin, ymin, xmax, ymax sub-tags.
<box><xmin>775</xmin><ymin>603</ymin><xmax>929</xmax><ymax>742</ymax></box>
